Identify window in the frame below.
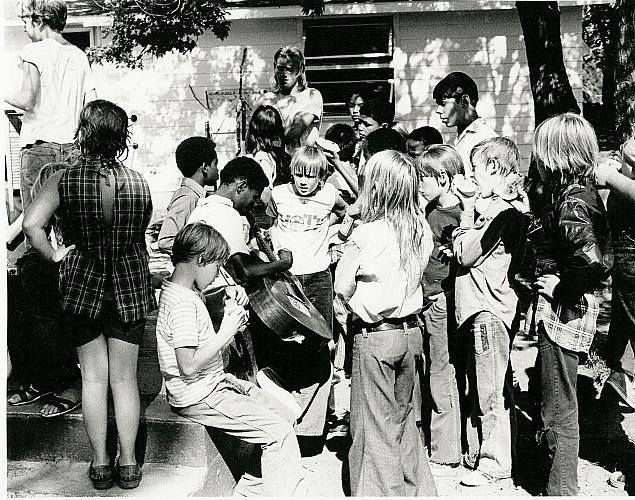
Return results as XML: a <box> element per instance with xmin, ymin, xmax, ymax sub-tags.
<box><xmin>62</xmin><ymin>29</ymin><xmax>92</xmax><ymax>52</ymax></box>
<box><xmin>303</xmin><ymin>16</ymin><xmax>394</xmax><ymax>117</ymax></box>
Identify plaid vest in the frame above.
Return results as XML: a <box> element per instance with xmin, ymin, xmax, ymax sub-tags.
<box><xmin>57</xmin><ymin>160</ymin><xmax>155</xmax><ymax>322</ymax></box>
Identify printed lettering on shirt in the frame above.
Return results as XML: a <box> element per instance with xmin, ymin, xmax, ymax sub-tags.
<box><xmin>278</xmin><ymin>213</ymin><xmax>330</xmax><ymax>231</ymax></box>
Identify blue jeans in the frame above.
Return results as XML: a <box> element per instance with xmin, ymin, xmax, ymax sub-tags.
<box><xmin>606</xmin><ymin>232</ymin><xmax>635</xmax><ymax>379</ymax></box>
<box><xmin>464</xmin><ymin>312</ymin><xmax>514</xmax><ymax>478</ymax></box>
<box><xmin>349</xmin><ymin>325</ymin><xmax>437</xmax><ymax>496</ymax></box>
<box><xmin>422</xmin><ymin>291</ymin><xmax>462</xmax><ymax>465</ymax></box>
<box><xmin>20</xmin><ymin>141</ymin><xmax>74</xmax><ymax>212</ymax></box>
<box><xmin>175</xmin><ymin>374</ymin><xmax>306</xmax><ymax>496</ymax></box>
<box><xmin>536</xmin><ymin>326</ymin><xmax>580</xmax><ymax>496</ymax></box>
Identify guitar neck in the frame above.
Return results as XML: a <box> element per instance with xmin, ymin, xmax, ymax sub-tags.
<box><xmin>246</xmin><ymin>213</ymin><xmax>278</xmax><ymax>263</ymax></box>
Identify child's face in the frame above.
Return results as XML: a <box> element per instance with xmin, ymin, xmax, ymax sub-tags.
<box><xmin>293</xmin><ymin>171</ymin><xmax>321</xmax><ymax>196</ymax></box>
<box><xmin>194</xmin><ymin>260</ymin><xmax>221</xmax><ymax>291</ymax></box>
<box><xmin>435</xmin><ymin>97</ymin><xmax>466</xmax><ymax>129</ymax></box>
<box><xmin>473</xmin><ymin>157</ymin><xmax>502</xmax><ymax>198</ymax></box>
<box><xmin>407</xmin><ymin>139</ymin><xmax>426</xmax><ymax>159</ymax></box>
<box><xmin>203</xmin><ymin>158</ymin><xmax>219</xmax><ymax>187</ymax></box>
<box><xmin>419</xmin><ymin>176</ymin><xmax>444</xmax><ymax>204</ymax></box>
<box><xmin>348</xmin><ymin>95</ymin><xmax>364</xmax><ymax>123</ymax></box>
<box><xmin>358</xmin><ymin>115</ymin><xmax>381</xmax><ymax>140</ymax></box>
<box><xmin>21</xmin><ymin>16</ymin><xmax>42</xmax><ymax>42</ymax></box>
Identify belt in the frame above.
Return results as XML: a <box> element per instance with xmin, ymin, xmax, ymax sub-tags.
<box><xmin>353</xmin><ymin>314</ymin><xmax>419</xmax><ymax>334</ymax></box>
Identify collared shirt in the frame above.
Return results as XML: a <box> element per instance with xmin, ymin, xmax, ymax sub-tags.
<box><xmin>453</xmin><ymin>196</ymin><xmax>525</xmax><ymax>330</ymax></box>
<box><xmin>335</xmin><ymin>219</ymin><xmax>432</xmax><ymax>324</ymax></box>
<box><xmin>454</xmin><ymin>118</ymin><xmax>498</xmax><ymax>176</ymax></box>
<box><xmin>158</xmin><ymin>177</ymin><xmax>206</xmax><ymax>252</ymax></box>
<box><xmin>57</xmin><ymin>160</ymin><xmax>155</xmax><ymax>322</ymax></box>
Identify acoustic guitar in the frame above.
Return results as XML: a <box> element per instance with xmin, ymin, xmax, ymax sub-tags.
<box><xmin>246</xmin><ymin>214</ymin><xmax>332</xmax><ymax>345</ymax></box>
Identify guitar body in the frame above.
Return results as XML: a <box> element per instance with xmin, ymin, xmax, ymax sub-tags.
<box><xmin>248</xmin><ymin>271</ymin><xmax>332</xmax><ymax>344</ymax></box>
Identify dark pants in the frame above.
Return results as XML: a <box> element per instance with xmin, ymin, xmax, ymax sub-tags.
<box><xmin>349</xmin><ymin>325</ymin><xmax>437</xmax><ymax>496</ymax></box>
<box><xmin>536</xmin><ymin>326</ymin><xmax>580</xmax><ymax>496</ymax></box>
<box><xmin>9</xmin><ymin>253</ymin><xmax>80</xmax><ymax>392</ymax></box>
<box><xmin>606</xmin><ymin>234</ymin><xmax>635</xmax><ymax>379</ymax></box>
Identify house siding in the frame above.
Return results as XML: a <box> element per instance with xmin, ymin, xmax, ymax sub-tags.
<box><xmin>3</xmin><ymin>5</ymin><xmax>586</xmax><ymax>213</ymax></box>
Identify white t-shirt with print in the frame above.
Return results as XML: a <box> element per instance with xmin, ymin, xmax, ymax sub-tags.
<box><xmin>267</xmin><ymin>182</ymin><xmax>337</xmax><ymax>275</ymax></box>
<box><xmin>18</xmin><ymin>38</ymin><xmax>95</xmax><ymax>147</ymax></box>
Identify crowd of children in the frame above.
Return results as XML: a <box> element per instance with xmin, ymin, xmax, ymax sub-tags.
<box><xmin>8</xmin><ymin>34</ymin><xmax>635</xmax><ymax>497</ymax></box>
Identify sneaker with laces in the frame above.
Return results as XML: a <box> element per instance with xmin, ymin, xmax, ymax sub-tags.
<box><xmin>256</xmin><ymin>367</ymin><xmax>303</xmax><ymax>419</ymax></box>
<box><xmin>460</xmin><ymin>470</ymin><xmax>500</xmax><ymax>487</ymax></box>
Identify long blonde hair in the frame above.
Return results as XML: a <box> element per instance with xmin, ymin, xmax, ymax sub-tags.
<box><xmin>358</xmin><ymin>150</ymin><xmax>430</xmax><ymax>287</ymax></box>
<box><xmin>532</xmin><ymin>113</ymin><xmax>598</xmax><ymax>209</ymax></box>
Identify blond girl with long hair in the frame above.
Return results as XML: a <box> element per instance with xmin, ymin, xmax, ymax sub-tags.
<box><xmin>531</xmin><ymin>113</ymin><xmax>611</xmax><ymax>495</ymax></box>
<box><xmin>335</xmin><ymin>150</ymin><xmax>436</xmax><ymax>496</ymax></box>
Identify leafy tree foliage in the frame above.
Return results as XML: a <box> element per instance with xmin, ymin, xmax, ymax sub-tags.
<box><xmin>88</xmin><ymin>0</ymin><xmax>324</xmax><ymax>68</ymax></box>
<box><xmin>615</xmin><ymin>0</ymin><xmax>635</xmax><ymax>144</ymax></box>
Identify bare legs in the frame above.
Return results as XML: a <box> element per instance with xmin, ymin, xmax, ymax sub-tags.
<box><xmin>76</xmin><ymin>335</ymin><xmax>140</xmax><ymax>467</ymax></box>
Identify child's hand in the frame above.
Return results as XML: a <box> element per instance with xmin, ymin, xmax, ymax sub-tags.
<box><xmin>220</xmin><ymin>300</ymin><xmax>249</xmax><ymax>336</ymax></box>
<box><xmin>451</xmin><ymin>174</ymin><xmax>478</xmax><ymax>207</ymax></box>
<box><xmin>437</xmin><ymin>243</ymin><xmax>454</xmax><ymax>265</ymax></box>
<box><xmin>534</xmin><ymin>274</ymin><xmax>560</xmax><ymax>300</ymax></box>
<box><xmin>594</xmin><ymin>157</ymin><xmax>621</xmax><ymax>188</ymax></box>
<box><xmin>225</xmin><ymin>285</ymin><xmax>249</xmax><ymax>307</ymax></box>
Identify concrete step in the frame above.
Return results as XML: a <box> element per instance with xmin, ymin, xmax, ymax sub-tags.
<box><xmin>8</xmin><ymin>460</ymin><xmax>208</xmax><ymax>497</ymax></box>
<box><xmin>6</xmin><ymin>393</ymin><xmax>257</xmax><ymax>496</ymax></box>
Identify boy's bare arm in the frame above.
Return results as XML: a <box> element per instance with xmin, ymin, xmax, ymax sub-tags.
<box><xmin>331</xmin><ymin>194</ymin><xmax>348</xmax><ymax>224</ymax></box>
<box><xmin>175</xmin><ymin>305</ymin><xmax>247</xmax><ymax>377</ymax></box>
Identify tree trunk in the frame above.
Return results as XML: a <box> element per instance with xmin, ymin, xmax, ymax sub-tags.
<box><xmin>614</xmin><ymin>0</ymin><xmax>635</xmax><ymax>144</ymax></box>
<box><xmin>516</xmin><ymin>1</ymin><xmax>581</xmax><ymax>127</ymax></box>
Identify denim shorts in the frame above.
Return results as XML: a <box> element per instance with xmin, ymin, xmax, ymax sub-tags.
<box><xmin>62</xmin><ymin>301</ymin><xmax>146</xmax><ymax>347</ymax></box>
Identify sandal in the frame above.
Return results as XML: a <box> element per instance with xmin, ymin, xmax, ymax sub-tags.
<box><xmin>88</xmin><ymin>462</ymin><xmax>114</xmax><ymax>490</ymax></box>
<box><xmin>8</xmin><ymin>385</ymin><xmax>53</xmax><ymax>406</ymax></box>
<box><xmin>40</xmin><ymin>394</ymin><xmax>82</xmax><ymax>418</ymax></box>
<box><xmin>117</xmin><ymin>461</ymin><xmax>142</xmax><ymax>489</ymax></box>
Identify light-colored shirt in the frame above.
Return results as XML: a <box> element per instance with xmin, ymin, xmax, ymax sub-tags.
<box><xmin>158</xmin><ymin>178</ymin><xmax>206</xmax><ymax>252</ymax></box>
<box><xmin>19</xmin><ymin>38</ymin><xmax>95</xmax><ymax>147</ymax></box>
<box><xmin>453</xmin><ymin>117</ymin><xmax>498</xmax><ymax>176</ymax></box>
<box><xmin>156</xmin><ymin>280</ymin><xmax>225</xmax><ymax>407</ymax></box>
<box><xmin>267</xmin><ymin>183</ymin><xmax>338</xmax><ymax>275</ymax></box>
<box><xmin>258</xmin><ymin>87</ymin><xmax>323</xmax><ymax>153</ymax></box>
<box><xmin>188</xmin><ymin>195</ymin><xmax>250</xmax><ymax>257</ymax></box>
<box><xmin>334</xmin><ymin>219</ymin><xmax>432</xmax><ymax>324</ymax></box>
<box><xmin>453</xmin><ymin>196</ymin><xmax>525</xmax><ymax>330</ymax></box>
<box><xmin>245</xmin><ymin>151</ymin><xmax>276</xmax><ymax>187</ymax></box>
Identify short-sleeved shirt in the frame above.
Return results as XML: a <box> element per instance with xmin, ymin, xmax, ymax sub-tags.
<box><xmin>258</xmin><ymin>87</ymin><xmax>323</xmax><ymax>152</ymax></box>
<box><xmin>188</xmin><ymin>195</ymin><xmax>250</xmax><ymax>257</ymax></box>
<box><xmin>267</xmin><ymin>183</ymin><xmax>337</xmax><ymax>275</ymax></box>
<box><xmin>453</xmin><ymin>118</ymin><xmax>498</xmax><ymax>176</ymax></box>
<box><xmin>156</xmin><ymin>280</ymin><xmax>225</xmax><ymax>407</ymax></box>
<box><xmin>19</xmin><ymin>38</ymin><xmax>95</xmax><ymax>147</ymax></box>
<box><xmin>157</xmin><ymin>178</ymin><xmax>206</xmax><ymax>252</ymax></box>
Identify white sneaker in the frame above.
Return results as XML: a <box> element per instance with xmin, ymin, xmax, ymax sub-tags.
<box><xmin>460</xmin><ymin>470</ymin><xmax>500</xmax><ymax>487</ymax></box>
<box><xmin>256</xmin><ymin>368</ymin><xmax>303</xmax><ymax>419</ymax></box>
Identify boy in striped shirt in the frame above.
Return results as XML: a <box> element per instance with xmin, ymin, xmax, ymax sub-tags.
<box><xmin>155</xmin><ymin>223</ymin><xmax>307</xmax><ymax>496</ymax></box>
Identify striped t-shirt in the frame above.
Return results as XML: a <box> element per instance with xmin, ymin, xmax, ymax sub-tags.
<box><xmin>156</xmin><ymin>279</ymin><xmax>225</xmax><ymax>407</ymax></box>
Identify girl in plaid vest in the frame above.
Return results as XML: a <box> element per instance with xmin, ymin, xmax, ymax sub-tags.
<box><xmin>531</xmin><ymin>113</ymin><xmax>612</xmax><ymax>495</ymax></box>
<box><xmin>24</xmin><ymin>99</ymin><xmax>154</xmax><ymax>490</ymax></box>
